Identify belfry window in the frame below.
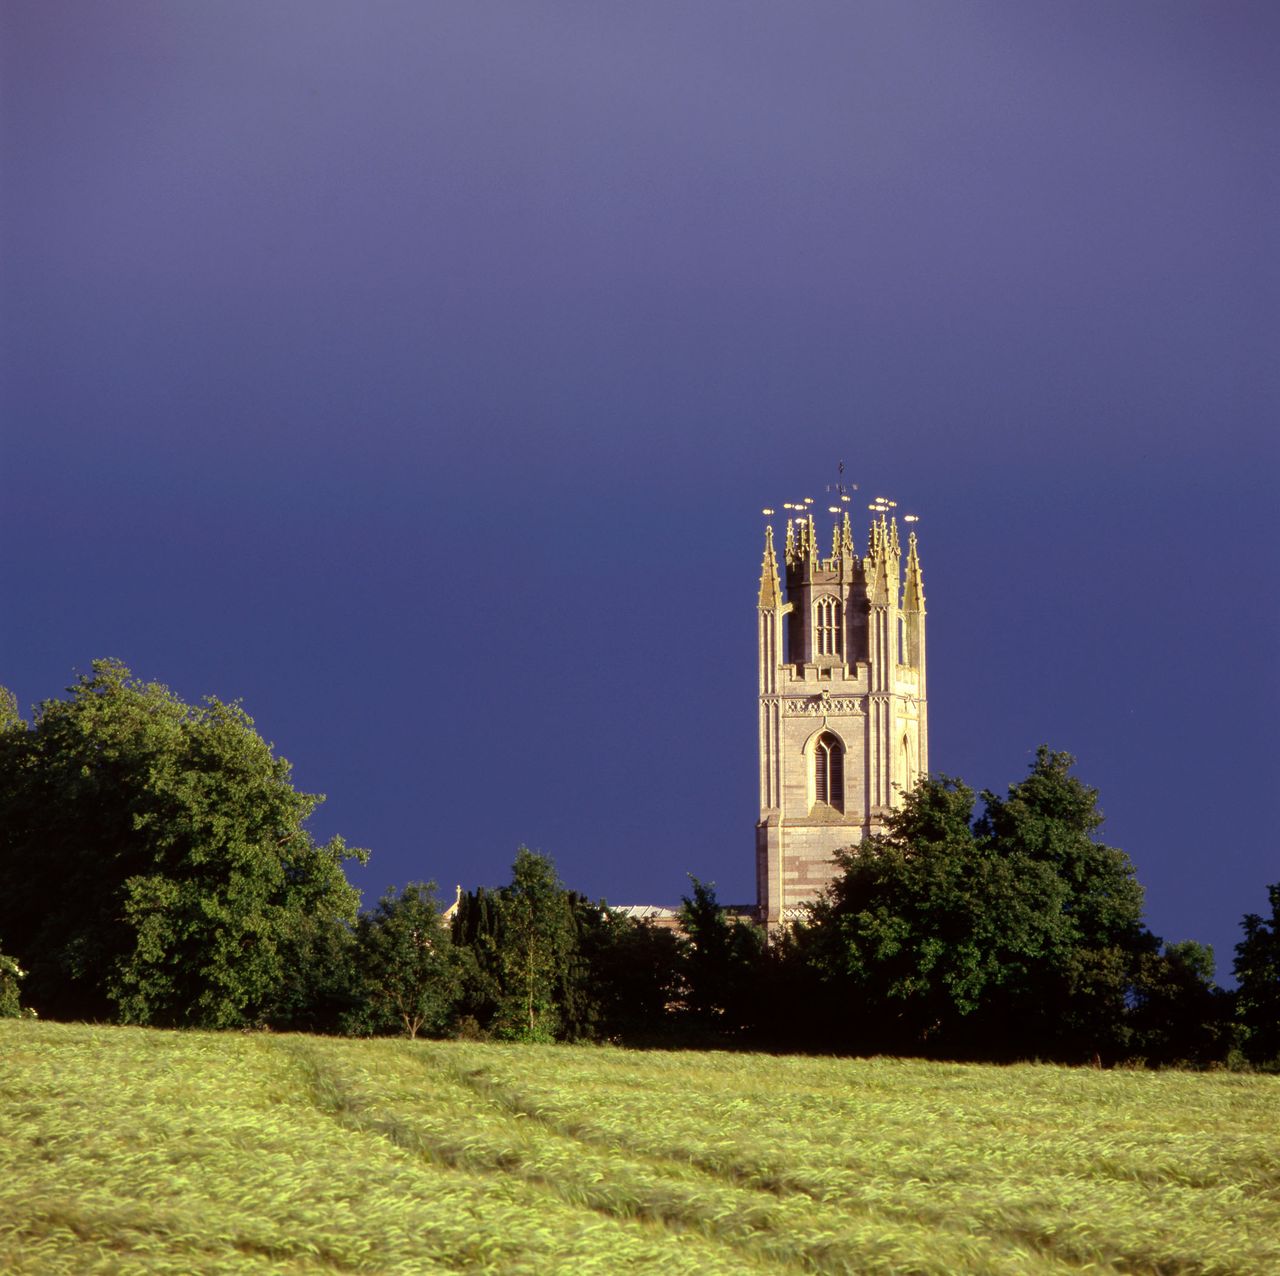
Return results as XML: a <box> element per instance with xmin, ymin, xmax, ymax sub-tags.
<box><xmin>815</xmin><ymin>597</ymin><xmax>841</xmax><ymax>656</ymax></box>
<box><xmin>814</xmin><ymin>732</ymin><xmax>844</xmax><ymax>811</ymax></box>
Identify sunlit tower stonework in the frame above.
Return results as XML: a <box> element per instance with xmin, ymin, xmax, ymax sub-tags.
<box><xmin>756</xmin><ymin>505</ymin><xmax>927</xmax><ymax>925</ymax></box>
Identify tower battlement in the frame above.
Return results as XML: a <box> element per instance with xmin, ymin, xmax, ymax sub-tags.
<box><xmin>756</xmin><ymin>508</ymin><xmax>927</xmax><ymax>925</ymax></box>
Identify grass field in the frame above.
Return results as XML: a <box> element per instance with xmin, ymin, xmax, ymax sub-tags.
<box><xmin>1</xmin><ymin>1021</ymin><xmax>1276</xmax><ymax>1274</ymax></box>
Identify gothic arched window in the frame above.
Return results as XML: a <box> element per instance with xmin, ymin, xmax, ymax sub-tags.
<box><xmin>814</xmin><ymin>732</ymin><xmax>844</xmax><ymax>811</ymax></box>
<box><xmin>815</xmin><ymin>596</ymin><xmax>841</xmax><ymax>656</ymax></box>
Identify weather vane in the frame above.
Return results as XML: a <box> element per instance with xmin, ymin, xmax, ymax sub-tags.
<box><xmin>825</xmin><ymin>459</ymin><xmax>858</xmax><ymax>513</ymax></box>
<box><xmin>761</xmin><ymin>463</ymin><xmax>920</xmax><ymax>524</ymax></box>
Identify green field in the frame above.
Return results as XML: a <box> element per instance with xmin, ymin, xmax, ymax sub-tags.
<box><xmin>1</xmin><ymin>1021</ymin><xmax>1276</xmax><ymax>1274</ymax></box>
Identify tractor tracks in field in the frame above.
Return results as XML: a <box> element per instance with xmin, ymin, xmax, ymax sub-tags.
<box><xmin>283</xmin><ymin>1039</ymin><xmax>825</xmax><ymax>1273</ymax></box>
<box><xmin>284</xmin><ymin>1040</ymin><xmax>1153</xmax><ymax>1276</ymax></box>
<box><xmin>438</xmin><ymin>1052</ymin><xmax>808</xmax><ymax>1199</ymax></box>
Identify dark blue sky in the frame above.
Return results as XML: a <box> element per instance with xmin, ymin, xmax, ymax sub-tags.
<box><xmin>2</xmin><ymin>2</ymin><xmax>1276</xmax><ymax>980</ymax></box>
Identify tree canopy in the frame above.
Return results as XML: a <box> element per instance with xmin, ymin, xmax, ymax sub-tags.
<box><xmin>0</xmin><ymin>660</ymin><xmax>366</xmax><ymax>1027</ymax></box>
<box><xmin>678</xmin><ymin>876</ymin><xmax>764</xmax><ymax>1036</ymax></box>
<box><xmin>354</xmin><ymin>882</ymin><xmax>459</xmax><ymax>1039</ymax></box>
<box><xmin>0</xmin><ymin>942</ymin><xmax>26</xmax><ymax>1019</ymax></box>
<box><xmin>795</xmin><ymin>749</ymin><xmax>1166</xmax><ymax>1062</ymax></box>
<box><xmin>1234</xmin><ymin>883</ymin><xmax>1280</xmax><ymax>1067</ymax></box>
<box><xmin>0</xmin><ymin>673</ymin><xmax>1255</xmax><ymax>1065</ymax></box>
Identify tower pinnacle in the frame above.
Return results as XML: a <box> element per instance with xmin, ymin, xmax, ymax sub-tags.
<box><xmin>903</xmin><ymin>530</ymin><xmax>925</xmax><ymax>609</ymax></box>
<box><xmin>758</xmin><ymin>525</ymin><xmax>781</xmax><ymax>608</ymax></box>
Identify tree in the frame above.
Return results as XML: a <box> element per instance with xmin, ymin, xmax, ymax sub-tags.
<box><xmin>0</xmin><ymin>699</ymin><xmax>22</xmax><ymax>1022</ymax></box>
<box><xmin>0</xmin><ymin>687</ymin><xmax>20</xmax><ymax>733</ymax></box>
<box><xmin>354</xmin><ymin>883</ymin><xmax>459</xmax><ymax>1039</ymax></box>
<box><xmin>1130</xmin><ymin>941</ymin><xmax>1229</xmax><ymax>1067</ymax></box>
<box><xmin>262</xmin><ymin>910</ymin><xmax>363</xmax><ymax>1035</ymax></box>
<box><xmin>449</xmin><ymin>885</ymin><xmax>505</xmax><ymax>1031</ymax></box>
<box><xmin>554</xmin><ymin>893</ymin><xmax>609</xmax><ymax>1043</ymax></box>
<box><xmin>978</xmin><ymin>748</ymin><xmax>1147</xmax><ymax>955</ymax></box>
<box><xmin>1234</xmin><ymin>883</ymin><xmax>1280</xmax><ymax>1067</ymax></box>
<box><xmin>448</xmin><ymin>850</ymin><xmax>604</xmax><ymax>1042</ymax></box>
<box><xmin>579</xmin><ymin>911</ymin><xmax>682</xmax><ymax>1044</ymax></box>
<box><xmin>492</xmin><ymin>848</ymin><xmax>578</xmax><ymax>1041</ymax></box>
<box><xmin>0</xmin><ymin>660</ymin><xmax>366</xmax><ymax>1027</ymax></box>
<box><xmin>678</xmin><ymin>876</ymin><xmax>764</xmax><ymax>1038</ymax></box>
<box><xmin>797</xmin><ymin>751</ymin><xmax>1160</xmax><ymax>1062</ymax></box>
<box><xmin>0</xmin><ymin>943</ymin><xmax>27</xmax><ymax>1019</ymax></box>
<box><xmin>974</xmin><ymin>747</ymin><xmax>1151</xmax><ymax>1061</ymax></box>
<box><xmin>797</xmin><ymin>776</ymin><xmax>1018</xmax><ymax>1054</ymax></box>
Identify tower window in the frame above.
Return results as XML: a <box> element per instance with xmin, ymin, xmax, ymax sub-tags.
<box><xmin>815</xmin><ymin>596</ymin><xmax>842</xmax><ymax>656</ymax></box>
<box><xmin>814</xmin><ymin>732</ymin><xmax>844</xmax><ymax>811</ymax></box>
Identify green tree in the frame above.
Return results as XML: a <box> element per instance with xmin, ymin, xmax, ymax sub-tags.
<box><xmin>0</xmin><ymin>943</ymin><xmax>26</xmax><ymax>1018</ymax></box>
<box><xmin>0</xmin><ymin>660</ymin><xmax>366</xmax><ymax>1027</ymax></box>
<box><xmin>0</xmin><ymin>686</ymin><xmax>21</xmax><ymax>733</ymax></box>
<box><xmin>1234</xmin><ymin>883</ymin><xmax>1280</xmax><ymax>1067</ymax></box>
<box><xmin>445</xmin><ymin>849</ymin><xmax>610</xmax><ymax>1043</ymax></box>
<box><xmin>555</xmin><ymin>893</ymin><xmax>609</xmax><ymax>1042</ymax></box>
<box><xmin>492</xmin><ymin>848</ymin><xmax>577</xmax><ymax>1041</ymax></box>
<box><xmin>262</xmin><ymin>910</ymin><xmax>362</xmax><ymax>1035</ymax></box>
<box><xmin>580</xmin><ymin>911</ymin><xmax>682</xmax><ymax>1044</ymax></box>
<box><xmin>797</xmin><ymin>776</ymin><xmax>1018</xmax><ymax>1054</ymax></box>
<box><xmin>679</xmin><ymin>876</ymin><xmax>764</xmax><ymax>1037</ymax></box>
<box><xmin>798</xmin><ymin>751</ymin><xmax>1156</xmax><ymax>1062</ymax></box>
<box><xmin>0</xmin><ymin>692</ymin><xmax>22</xmax><ymax>1023</ymax></box>
<box><xmin>978</xmin><ymin>748</ymin><xmax>1146</xmax><ymax>953</ymax></box>
<box><xmin>1130</xmin><ymin>940</ymin><xmax>1229</xmax><ymax>1067</ymax></box>
<box><xmin>974</xmin><ymin>747</ymin><xmax>1151</xmax><ymax>1061</ymax></box>
<box><xmin>449</xmin><ymin>885</ymin><xmax>504</xmax><ymax>1031</ymax></box>
<box><xmin>354</xmin><ymin>883</ymin><xmax>459</xmax><ymax>1039</ymax></box>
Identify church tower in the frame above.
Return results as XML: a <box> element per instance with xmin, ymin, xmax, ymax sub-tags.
<box><xmin>756</xmin><ymin>507</ymin><xmax>927</xmax><ymax>924</ymax></box>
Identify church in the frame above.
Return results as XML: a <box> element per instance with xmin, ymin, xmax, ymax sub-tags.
<box><xmin>755</xmin><ymin>506</ymin><xmax>927</xmax><ymax>925</ymax></box>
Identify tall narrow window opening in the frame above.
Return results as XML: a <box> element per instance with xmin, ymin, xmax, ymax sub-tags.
<box><xmin>815</xmin><ymin>597</ymin><xmax>842</xmax><ymax>657</ymax></box>
<box><xmin>814</xmin><ymin>732</ymin><xmax>844</xmax><ymax>811</ymax></box>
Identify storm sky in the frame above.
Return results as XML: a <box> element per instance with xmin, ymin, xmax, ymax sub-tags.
<box><xmin>2</xmin><ymin>2</ymin><xmax>1276</xmax><ymax>977</ymax></box>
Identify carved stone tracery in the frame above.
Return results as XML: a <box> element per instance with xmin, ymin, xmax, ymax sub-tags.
<box><xmin>784</xmin><ymin>695</ymin><xmax>864</xmax><ymax>716</ymax></box>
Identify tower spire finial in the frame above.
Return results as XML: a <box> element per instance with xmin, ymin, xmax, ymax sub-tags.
<box><xmin>903</xmin><ymin>528</ymin><xmax>925</xmax><ymax>612</ymax></box>
<box><xmin>758</xmin><ymin>524</ymin><xmax>781</xmax><ymax>608</ymax></box>
<box><xmin>907</xmin><ymin>527</ymin><xmax>921</xmax><ymax>568</ymax></box>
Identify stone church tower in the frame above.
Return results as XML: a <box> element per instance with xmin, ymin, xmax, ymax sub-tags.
<box><xmin>756</xmin><ymin>509</ymin><xmax>927</xmax><ymax>924</ymax></box>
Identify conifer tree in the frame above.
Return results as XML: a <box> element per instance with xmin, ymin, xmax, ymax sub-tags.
<box><xmin>1234</xmin><ymin>883</ymin><xmax>1280</xmax><ymax>1067</ymax></box>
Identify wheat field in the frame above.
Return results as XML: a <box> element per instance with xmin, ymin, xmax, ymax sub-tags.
<box><xmin>1</xmin><ymin>1020</ymin><xmax>1276</xmax><ymax>1274</ymax></box>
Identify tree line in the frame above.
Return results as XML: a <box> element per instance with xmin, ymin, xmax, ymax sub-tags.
<box><xmin>1</xmin><ymin>662</ymin><xmax>1276</xmax><ymax>1067</ymax></box>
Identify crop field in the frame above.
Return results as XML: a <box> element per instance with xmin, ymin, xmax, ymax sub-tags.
<box><xmin>0</xmin><ymin>1022</ymin><xmax>1277</xmax><ymax>1274</ymax></box>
